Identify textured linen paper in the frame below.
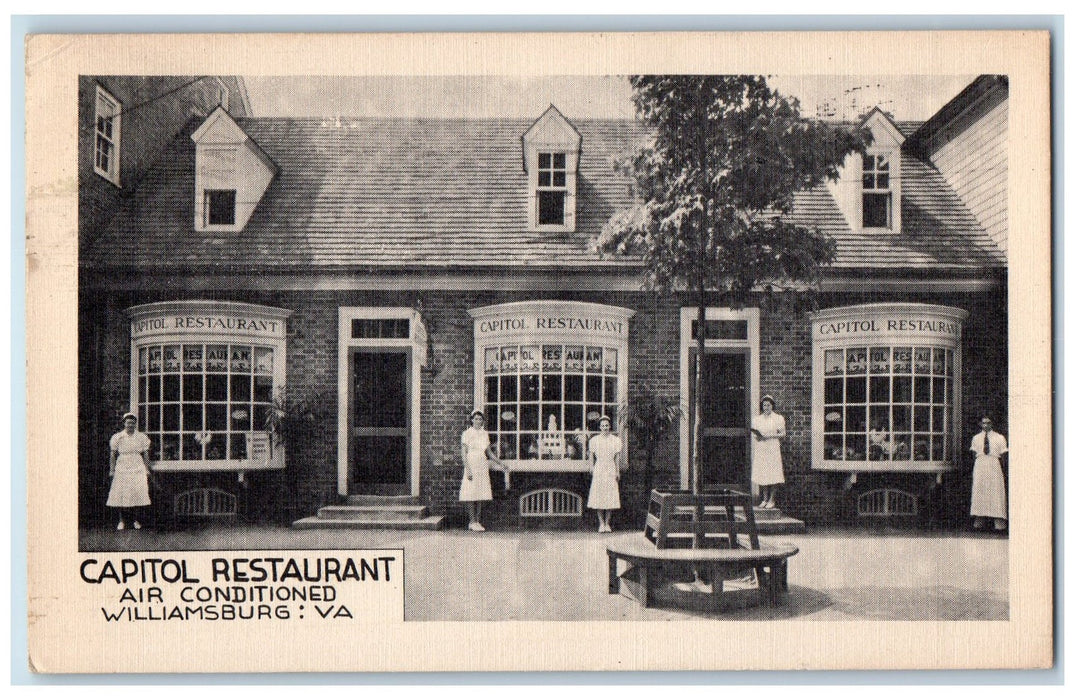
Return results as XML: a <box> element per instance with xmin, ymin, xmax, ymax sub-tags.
<box><xmin>25</xmin><ymin>31</ymin><xmax>1052</xmax><ymax>673</ymax></box>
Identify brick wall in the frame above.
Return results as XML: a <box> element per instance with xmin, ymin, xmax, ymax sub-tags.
<box><xmin>80</xmin><ymin>285</ymin><xmax>1006</xmax><ymax>530</ymax></box>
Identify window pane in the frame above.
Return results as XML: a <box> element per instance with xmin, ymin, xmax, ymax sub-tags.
<box><xmin>230</xmin><ymin>346</ymin><xmax>251</xmax><ymax>373</ymax></box>
<box><xmin>182</xmin><ymin>434</ymin><xmax>201</xmax><ymax>461</ymax></box>
<box><xmin>182</xmin><ymin>403</ymin><xmax>203</xmax><ymax>432</ymax></box>
<box><xmin>869</xmin><ymin>376</ymin><xmax>890</xmax><ymax>402</ymax></box>
<box><xmin>876</xmin><ymin>174</ymin><xmax>889</xmax><ymax>189</ymax></box>
<box><xmin>932</xmin><ymin>378</ymin><xmax>946</xmax><ymax>404</ymax></box>
<box><xmin>230</xmin><ymin>405</ymin><xmax>251</xmax><ymax>431</ymax></box>
<box><xmin>604</xmin><ymin>377</ymin><xmax>617</xmax><ymax>404</ymax></box>
<box><xmin>230</xmin><ymin>434</ymin><xmax>248</xmax><ymax>460</ymax></box>
<box><xmin>847</xmin><ymin>406</ymin><xmax>866</xmax><ymax>433</ymax></box>
<box><xmin>520</xmin><ymin>404</ymin><xmax>538</xmax><ymax>430</ymax></box>
<box><xmin>538</xmin><ymin>152</ymin><xmax>551</xmax><ymax>168</ymax></box>
<box><xmin>913</xmin><ymin>348</ymin><xmax>931</xmax><ymax>374</ymax></box>
<box><xmin>485</xmin><ymin>348</ymin><xmax>500</xmax><ymax>374</ymax></box>
<box><xmin>824</xmin><ymin>407</ymin><xmax>843</xmax><ymax>431</ymax></box>
<box><xmin>485</xmin><ymin>376</ymin><xmax>498</xmax><ymax>402</ymax></box>
<box><xmin>914</xmin><ymin>436</ymin><xmax>930</xmax><ymax>461</ymax></box>
<box><xmin>542</xmin><ymin>374</ymin><xmax>562</xmax><ymax>401</ymax></box>
<box><xmin>521</xmin><ymin>374</ymin><xmax>539</xmax><ymax>401</ymax></box>
<box><xmin>163</xmin><ymin>404</ymin><xmax>180</xmax><ymax>431</ymax></box>
<box><xmin>825</xmin><ymin>349</ymin><xmax>844</xmax><ymax>375</ymax></box>
<box><xmin>825</xmin><ymin>434</ymin><xmax>844</xmax><ymax>460</ymax></box>
<box><xmin>893</xmin><ymin>377</ymin><xmax>912</xmax><ymax>402</ymax></box>
<box><xmin>254</xmin><ymin>375</ymin><xmax>273</xmax><ymax>403</ymax></box>
<box><xmin>913</xmin><ymin>406</ymin><xmax>930</xmax><ymax>432</ymax></box>
<box><xmin>206</xmin><ymin>375</ymin><xmax>227</xmax><ymax>401</ymax></box>
<box><xmin>161</xmin><ymin>434</ymin><xmax>179</xmax><ymax>461</ymax></box>
<box><xmin>913</xmin><ymin>377</ymin><xmax>930</xmax><ymax>402</ymax></box>
<box><xmin>586</xmin><ymin>376</ymin><xmax>602</xmax><ymax>403</ymax></box>
<box><xmin>564</xmin><ymin>375</ymin><xmax>583</xmax><ymax>400</ymax></box>
<box><xmin>847</xmin><ymin>348</ymin><xmax>867</xmax><ymax>375</ymax></box>
<box><xmin>564</xmin><ymin>404</ymin><xmax>583</xmax><ymax>431</ymax></box>
<box><xmin>538</xmin><ymin>190</ymin><xmax>566</xmax><ymax>225</ymax></box>
<box><xmin>183</xmin><ymin>374</ymin><xmax>203</xmax><ymax>402</ymax></box>
<box><xmin>184</xmin><ymin>345</ymin><xmax>204</xmax><ymax>372</ymax></box>
<box><xmin>206</xmin><ymin>189</ymin><xmax>237</xmax><ymax>225</ymax></box>
<box><xmin>846</xmin><ymin>377</ymin><xmax>866</xmax><ymax>403</ymax></box>
<box><xmin>146</xmin><ymin>405</ymin><xmax>161</xmax><ymax>431</ymax></box>
<box><xmin>552</xmin><ymin>171</ymin><xmax>566</xmax><ymax>187</ymax></box>
<box><xmin>498</xmin><ymin>376</ymin><xmax>517</xmax><ymax>403</ymax></box>
<box><xmin>892</xmin><ymin>347</ymin><xmax>912</xmax><ymax>373</ymax></box>
<box><xmin>206</xmin><ymin>404</ymin><xmax>227</xmax><ymax>431</ymax></box>
<box><xmin>552</xmin><ymin>153</ymin><xmax>566</xmax><ymax>169</ymax></box>
<box><xmin>538</xmin><ymin>171</ymin><xmax>551</xmax><ymax>187</ymax></box>
<box><xmin>893</xmin><ymin>405</ymin><xmax>911</xmax><ymax>431</ymax></box>
<box><xmin>863</xmin><ymin>193</ymin><xmax>891</xmax><ymax>227</ymax></box>
<box><xmin>231</xmin><ymin>375</ymin><xmax>252</xmax><ymax>402</ymax></box>
<box><xmin>139</xmin><ymin>347</ymin><xmax>148</xmax><ymax>374</ymax></box>
<box><xmin>870</xmin><ymin>347</ymin><xmax>890</xmax><ymax>374</ymax></box>
<box><xmin>520</xmin><ymin>345</ymin><xmax>539</xmax><ymax>373</ymax></box>
<box><xmin>585</xmin><ymin>347</ymin><xmax>603</xmax><ymax>372</ymax></box>
<box><xmin>541</xmin><ymin>405</ymin><xmax>562</xmax><ymax>433</ymax></box>
<box><xmin>147</xmin><ymin>375</ymin><xmax>161</xmax><ymax>402</ymax></box>
<box><xmin>139</xmin><ymin>376</ymin><xmax>148</xmax><ymax>403</ymax></box>
<box><xmin>254</xmin><ymin>347</ymin><xmax>274</xmax><ymax>374</ymax></box>
<box><xmin>206</xmin><ymin>434</ymin><xmax>226</xmax><ymax>460</ymax></box>
<box><xmin>148</xmin><ymin>347</ymin><xmax>162</xmax><ymax>373</ymax></box>
<box><xmin>825</xmin><ymin>378</ymin><xmax>843</xmax><ymax>404</ymax></box>
<box><xmin>542</xmin><ymin>345</ymin><xmax>562</xmax><ymax>372</ymax></box>
<box><xmin>163</xmin><ymin>375</ymin><xmax>180</xmax><ymax>402</ymax></box>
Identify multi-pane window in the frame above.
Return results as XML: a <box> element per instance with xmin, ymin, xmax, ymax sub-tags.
<box><xmin>537</xmin><ymin>152</ymin><xmax>567</xmax><ymax>225</ymax></box>
<box><xmin>823</xmin><ymin>345</ymin><xmax>953</xmax><ymax>464</ymax></box>
<box><xmin>862</xmin><ymin>153</ymin><xmax>892</xmax><ymax>228</ymax></box>
<box><xmin>94</xmin><ymin>86</ymin><xmax>120</xmax><ymax>185</ymax></box>
<box><xmin>204</xmin><ymin>189</ymin><xmax>237</xmax><ymax>226</ymax></box>
<box><xmin>482</xmin><ymin>343</ymin><xmax>619</xmax><ymax>462</ymax></box>
<box><xmin>137</xmin><ymin>343</ymin><xmax>275</xmax><ymax>464</ymax></box>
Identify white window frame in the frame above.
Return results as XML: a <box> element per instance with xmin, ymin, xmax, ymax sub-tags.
<box><xmin>536</xmin><ymin>151</ymin><xmax>568</xmax><ymax>227</ymax></box>
<box><xmin>94</xmin><ymin>85</ymin><xmax>121</xmax><ymax>186</ymax></box>
<box><xmin>677</xmin><ymin>307</ymin><xmax>761</xmax><ymax>490</ymax></box>
<box><xmin>810</xmin><ymin>303</ymin><xmax>967</xmax><ymax>474</ymax></box>
<box><xmin>203</xmin><ymin>188</ymin><xmax>238</xmax><ymax>227</ymax></box>
<box><xmin>337</xmin><ymin>307</ymin><xmax>427</xmax><ymax>497</ymax></box>
<box><xmin>127</xmin><ymin>301</ymin><xmax>290</xmax><ymax>473</ymax></box>
<box><xmin>862</xmin><ymin>152</ymin><xmax>893</xmax><ymax>229</ymax></box>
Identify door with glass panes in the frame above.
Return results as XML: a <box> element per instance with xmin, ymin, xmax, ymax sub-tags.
<box><xmin>689</xmin><ymin>349</ymin><xmax>751</xmax><ymax>488</ymax></box>
<box><xmin>349</xmin><ymin>349</ymin><xmax>410</xmax><ymax>494</ymax></box>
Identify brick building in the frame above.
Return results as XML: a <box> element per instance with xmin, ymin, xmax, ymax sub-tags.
<box><xmin>78</xmin><ymin>76</ymin><xmax>1008</xmax><ymax>531</ymax></box>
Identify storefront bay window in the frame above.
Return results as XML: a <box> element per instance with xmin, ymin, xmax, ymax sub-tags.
<box><xmin>127</xmin><ymin>301</ymin><xmax>291</xmax><ymax>471</ymax></box>
<box><xmin>470</xmin><ymin>301</ymin><xmax>633</xmax><ymax>471</ymax></box>
<box><xmin>811</xmin><ymin>304</ymin><xmax>967</xmax><ymax>472</ymax></box>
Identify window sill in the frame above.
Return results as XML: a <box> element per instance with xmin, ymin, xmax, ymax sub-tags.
<box><xmin>494</xmin><ymin>459</ymin><xmax>593</xmax><ymax>473</ymax></box>
<box><xmin>152</xmin><ymin>459</ymin><xmax>283</xmax><ymax>472</ymax></box>
<box><xmin>93</xmin><ymin>167</ymin><xmax>120</xmax><ymax>187</ymax></box>
<box><xmin>813</xmin><ymin>461</ymin><xmax>955</xmax><ymax>472</ymax></box>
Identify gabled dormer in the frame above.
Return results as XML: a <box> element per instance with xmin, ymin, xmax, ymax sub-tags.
<box><xmin>828</xmin><ymin>107</ymin><xmax>905</xmax><ymax>233</ymax></box>
<box><xmin>191</xmin><ymin>106</ymin><xmax>276</xmax><ymax>232</ymax></box>
<box><xmin>522</xmin><ymin>105</ymin><xmax>582</xmax><ymax>232</ymax></box>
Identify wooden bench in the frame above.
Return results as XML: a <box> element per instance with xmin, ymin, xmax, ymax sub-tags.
<box><xmin>644</xmin><ymin>487</ymin><xmax>760</xmax><ymax>549</ymax></box>
<box><xmin>607</xmin><ymin>533</ymin><xmax>799</xmax><ymax>608</ymax></box>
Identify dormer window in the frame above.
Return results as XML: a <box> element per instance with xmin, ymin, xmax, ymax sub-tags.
<box><xmin>862</xmin><ymin>153</ymin><xmax>892</xmax><ymax>228</ymax></box>
<box><xmin>204</xmin><ymin>189</ymin><xmax>237</xmax><ymax>226</ymax></box>
<box><xmin>522</xmin><ymin>106</ymin><xmax>581</xmax><ymax>232</ymax></box>
<box><xmin>192</xmin><ymin>106</ymin><xmax>276</xmax><ymax>233</ymax></box>
<box><xmin>537</xmin><ymin>152</ymin><xmax>568</xmax><ymax>225</ymax></box>
<box><xmin>94</xmin><ymin>85</ymin><xmax>121</xmax><ymax>186</ymax></box>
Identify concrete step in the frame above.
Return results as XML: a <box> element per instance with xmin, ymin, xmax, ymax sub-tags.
<box><xmin>345</xmin><ymin>495</ymin><xmax>421</xmax><ymax>506</ymax></box>
<box><xmin>317</xmin><ymin>504</ymin><xmax>428</xmax><ymax>520</ymax></box>
<box><xmin>292</xmin><ymin>514</ymin><xmax>445</xmax><ymax>531</ymax></box>
<box><xmin>754</xmin><ymin>517</ymin><xmax>807</xmax><ymax>534</ymax></box>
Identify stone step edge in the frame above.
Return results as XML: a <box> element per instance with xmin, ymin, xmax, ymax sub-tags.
<box><xmin>292</xmin><ymin>515</ymin><xmax>445</xmax><ymax>530</ymax></box>
<box><xmin>317</xmin><ymin>505</ymin><xmax>428</xmax><ymax>519</ymax></box>
<box><xmin>345</xmin><ymin>495</ymin><xmax>422</xmax><ymax>505</ymax></box>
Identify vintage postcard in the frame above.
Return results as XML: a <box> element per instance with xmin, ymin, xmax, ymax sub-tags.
<box><xmin>25</xmin><ymin>31</ymin><xmax>1052</xmax><ymax>673</ymax></box>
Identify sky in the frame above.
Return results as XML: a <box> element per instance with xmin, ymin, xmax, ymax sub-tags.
<box><xmin>244</xmin><ymin>74</ymin><xmax>977</xmax><ymax>122</ymax></box>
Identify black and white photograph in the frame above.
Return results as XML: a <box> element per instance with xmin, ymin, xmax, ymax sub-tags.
<box><xmin>26</xmin><ymin>31</ymin><xmax>1052</xmax><ymax>672</ymax></box>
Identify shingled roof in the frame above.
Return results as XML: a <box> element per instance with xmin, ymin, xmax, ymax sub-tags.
<box><xmin>83</xmin><ymin>114</ymin><xmax>1005</xmax><ymax>274</ymax></box>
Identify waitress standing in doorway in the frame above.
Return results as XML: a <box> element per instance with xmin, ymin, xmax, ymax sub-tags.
<box><xmin>751</xmin><ymin>395</ymin><xmax>786</xmax><ymax>509</ymax></box>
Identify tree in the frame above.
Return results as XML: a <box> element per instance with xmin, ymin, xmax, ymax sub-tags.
<box><xmin>597</xmin><ymin>75</ymin><xmax>867</xmax><ymax>495</ymax></box>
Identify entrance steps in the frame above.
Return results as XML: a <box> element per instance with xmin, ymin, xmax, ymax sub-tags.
<box><xmin>292</xmin><ymin>495</ymin><xmax>445</xmax><ymax>531</ymax></box>
<box><xmin>752</xmin><ymin>505</ymin><xmax>806</xmax><ymax>534</ymax></box>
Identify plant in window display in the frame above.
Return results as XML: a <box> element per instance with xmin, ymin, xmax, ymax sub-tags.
<box><xmin>621</xmin><ymin>385</ymin><xmax>681</xmax><ymax>505</ymax></box>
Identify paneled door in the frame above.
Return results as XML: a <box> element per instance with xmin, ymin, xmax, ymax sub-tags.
<box><xmin>350</xmin><ymin>349</ymin><xmax>410</xmax><ymax>494</ymax></box>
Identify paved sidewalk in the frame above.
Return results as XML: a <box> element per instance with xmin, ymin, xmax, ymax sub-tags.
<box><xmin>79</xmin><ymin>525</ymin><xmax>1008</xmax><ymax>621</ymax></box>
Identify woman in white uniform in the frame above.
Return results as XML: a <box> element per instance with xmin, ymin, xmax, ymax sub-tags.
<box><xmin>750</xmin><ymin>395</ymin><xmax>786</xmax><ymax>509</ymax></box>
<box><xmin>587</xmin><ymin>415</ymin><xmax>623</xmax><ymax>532</ymax></box>
<box><xmin>459</xmin><ymin>410</ymin><xmax>506</xmax><ymax>531</ymax></box>
<box><xmin>969</xmin><ymin>416</ymin><xmax>1008</xmax><ymax>531</ymax></box>
<box><xmin>107</xmin><ymin>412</ymin><xmax>153</xmax><ymax>530</ymax></box>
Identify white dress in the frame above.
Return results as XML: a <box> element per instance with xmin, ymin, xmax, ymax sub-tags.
<box><xmin>107</xmin><ymin>430</ymin><xmax>152</xmax><ymax>508</ymax></box>
<box><xmin>587</xmin><ymin>433</ymin><xmax>622</xmax><ymax>510</ymax></box>
<box><xmin>970</xmin><ymin>430</ymin><xmax>1008</xmax><ymax>519</ymax></box>
<box><xmin>459</xmin><ymin>427</ymin><xmax>493</xmax><ymax>502</ymax></box>
<box><xmin>751</xmin><ymin>412</ymin><xmax>786</xmax><ymax>486</ymax></box>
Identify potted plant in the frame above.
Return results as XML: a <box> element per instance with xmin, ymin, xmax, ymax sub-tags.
<box><xmin>620</xmin><ymin>384</ymin><xmax>681</xmax><ymax>522</ymax></box>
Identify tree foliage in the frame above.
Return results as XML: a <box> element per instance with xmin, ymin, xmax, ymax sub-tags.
<box><xmin>597</xmin><ymin>75</ymin><xmax>869</xmax><ymax>304</ymax></box>
<box><xmin>598</xmin><ymin>76</ymin><xmax>869</xmax><ymax>495</ymax></box>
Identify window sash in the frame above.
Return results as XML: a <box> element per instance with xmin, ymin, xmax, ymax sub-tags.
<box><xmin>94</xmin><ymin>89</ymin><xmax>119</xmax><ymax>180</ymax></box>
